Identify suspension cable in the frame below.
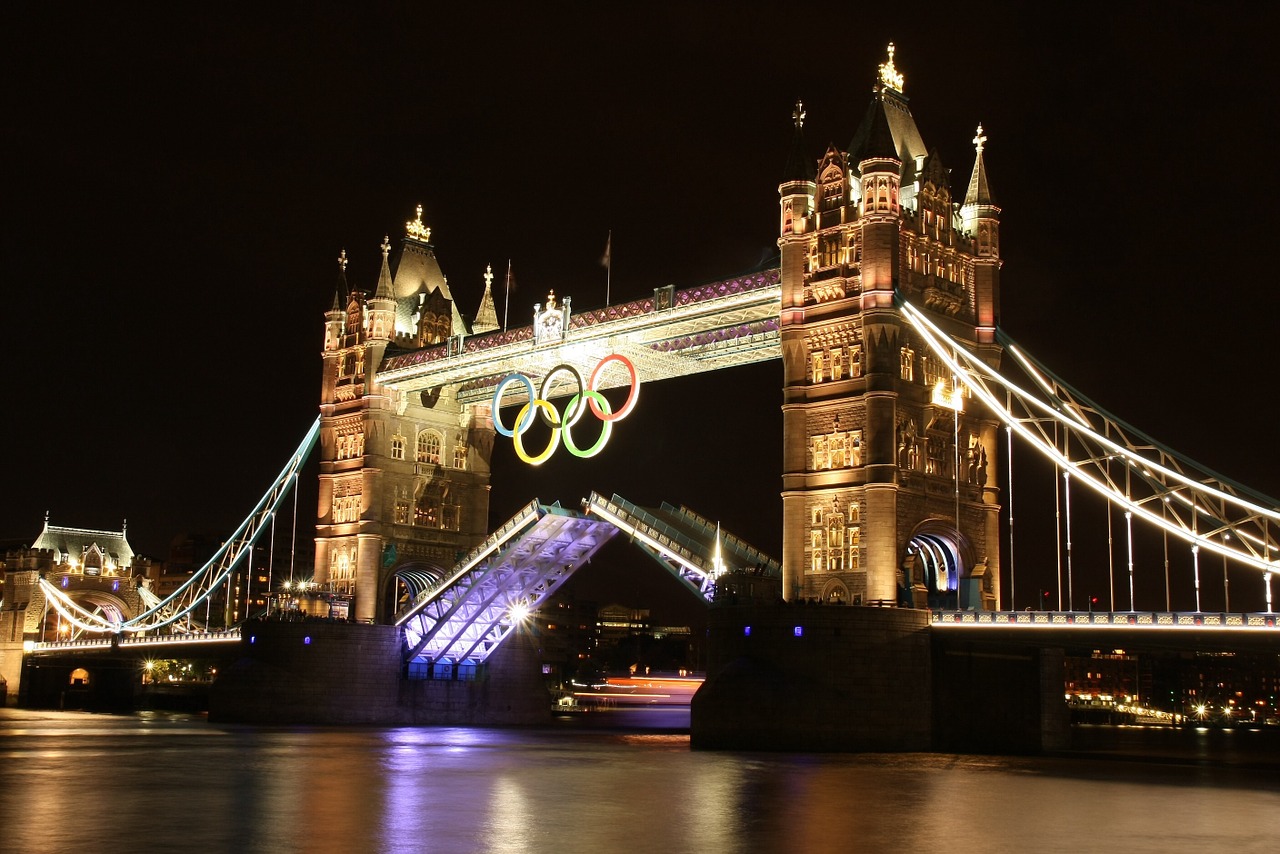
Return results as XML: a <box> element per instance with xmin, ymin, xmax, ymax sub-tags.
<box><xmin>1005</xmin><ymin>421</ymin><xmax>1015</xmax><ymax>611</ymax></box>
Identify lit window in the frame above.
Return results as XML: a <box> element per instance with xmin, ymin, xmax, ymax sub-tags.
<box><xmin>391</xmin><ymin>435</ymin><xmax>405</xmax><ymax>461</ymax></box>
<box><xmin>452</xmin><ymin>441</ymin><xmax>467</xmax><ymax>470</ymax></box>
<box><xmin>415</xmin><ymin>501</ymin><xmax>439</xmax><ymax>527</ymax></box>
<box><xmin>417</xmin><ymin>431</ymin><xmax>442</xmax><ymax>465</ymax></box>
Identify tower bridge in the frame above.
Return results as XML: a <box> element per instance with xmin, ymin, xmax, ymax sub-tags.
<box><xmin>5</xmin><ymin>45</ymin><xmax>1278</xmax><ymax>749</ymax></box>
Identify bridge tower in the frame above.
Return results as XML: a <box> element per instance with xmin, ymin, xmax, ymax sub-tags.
<box><xmin>315</xmin><ymin>210</ymin><xmax>499</xmax><ymax>623</ymax></box>
<box><xmin>778</xmin><ymin>46</ymin><xmax>1003</xmax><ymax>609</ymax></box>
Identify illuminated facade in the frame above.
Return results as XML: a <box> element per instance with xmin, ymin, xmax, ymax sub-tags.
<box><xmin>778</xmin><ymin>46</ymin><xmax>1003</xmax><ymax>607</ymax></box>
<box><xmin>322</xmin><ymin>46</ymin><xmax>1004</xmax><ymax>623</ymax></box>
<box><xmin>0</xmin><ymin>516</ymin><xmax>156</xmax><ymax>640</ymax></box>
<box><xmin>315</xmin><ymin>211</ymin><xmax>500</xmax><ymax>623</ymax></box>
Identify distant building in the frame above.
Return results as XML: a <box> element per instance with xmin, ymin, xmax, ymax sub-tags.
<box><xmin>1</xmin><ymin>515</ymin><xmax>157</xmax><ymax>641</ymax></box>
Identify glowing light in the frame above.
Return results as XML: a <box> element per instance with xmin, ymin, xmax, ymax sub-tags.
<box><xmin>931</xmin><ymin>378</ymin><xmax>964</xmax><ymax>412</ymax></box>
<box><xmin>878</xmin><ymin>43</ymin><xmax>904</xmax><ymax>91</ymax></box>
<box><xmin>509</xmin><ymin>602</ymin><xmax>530</xmax><ymax>623</ymax></box>
<box><xmin>405</xmin><ymin>204</ymin><xmax>431</xmax><ymax>242</ymax></box>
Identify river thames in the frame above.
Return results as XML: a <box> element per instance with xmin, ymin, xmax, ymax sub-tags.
<box><xmin>1</xmin><ymin>708</ymin><xmax>1277</xmax><ymax>853</ymax></box>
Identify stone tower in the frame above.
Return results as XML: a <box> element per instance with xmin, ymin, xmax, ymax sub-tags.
<box><xmin>315</xmin><ymin>208</ymin><xmax>496</xmax><ymax>623</ymax></box>
<box><xmin>778</xmin><ymin>45</ymin><xmax>1003</xmax><ymax>609</ymax></box>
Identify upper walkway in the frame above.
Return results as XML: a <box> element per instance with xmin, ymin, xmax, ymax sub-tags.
<box><xmin>377</xmin><ymin>269</ymin><xmax>781</xmax><ymax>403</ymax></box>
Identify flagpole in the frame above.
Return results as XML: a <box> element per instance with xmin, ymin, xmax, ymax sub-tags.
<box><xmin>604</xmin><ymin>230</ymin><xmax>612</xmax><ymax>306</ymax></box>
<box><xmin>503</xmin><ymin>259</ymin><xmax>511</xmax><ymax>331</ymax></box>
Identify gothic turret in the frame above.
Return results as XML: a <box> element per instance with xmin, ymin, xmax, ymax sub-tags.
<box><xmin>779</xmin><ymin>100</ymin><xmax>816</xmax><ymax>315</ymax></box>
<box><xmin>324</xmin><ymin>250</ymin><xmax>348</xmax><ymax>353</ymax></box>
<box><xmin>961</xmin><ymin>125</ymin><xmax>1001</xmax><ymax>343</ymax></box>
<box><xmin>367</xmin><ymin>236</ymin><xmax>396</xmax><ymax>342</ymax></box>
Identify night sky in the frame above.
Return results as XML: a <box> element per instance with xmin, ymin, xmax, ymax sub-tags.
<box><xmin>7</xmin><ymin>4</ymin><xmax>1279</xmax><ymax>617</ymax></box>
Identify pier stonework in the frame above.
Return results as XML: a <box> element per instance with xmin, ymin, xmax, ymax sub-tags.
<box><xmin>778</xmin><ymin>46</ymin><xmax>1003</xmax><ymax>610</ymax></box>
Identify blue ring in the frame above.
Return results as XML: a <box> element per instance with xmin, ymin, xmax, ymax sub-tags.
<box><xmin>491</xmin><ymin>373</ymin><xmax>537</xmax><ymax>437</ymax></box>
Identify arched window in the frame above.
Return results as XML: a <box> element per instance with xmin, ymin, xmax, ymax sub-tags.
<box><xmin>828</xmin><ymin>517</ymin><xmax>844</xmax><ymax>571</ymax></box>
<box><xmin>417</xmin><ymin>431</ymin><xmax>442</xmax><ymax>465</ymax></box>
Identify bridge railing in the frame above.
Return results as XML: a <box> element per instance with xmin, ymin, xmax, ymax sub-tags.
<box><xmin>27</xmin><ymin>628</ymin><xmax>243</xmax><ymax>653</ymax></box>
<box><xmin>660</xmin><ymin>501</ymin><xmax>782</xmax><ymax>577</ymax></box>
<box><xmin>591</xmin><ymin>494</ymin><xmax>709</xmax><ymax>572</ymax></box>
<box><xmin>932</xmin><ymin>610</ymin><xmax>1279</xmax><ymax>629</ymax></box>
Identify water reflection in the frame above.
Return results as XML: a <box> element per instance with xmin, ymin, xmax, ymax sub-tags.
<box><xmin>0</xmin><ymin>710</ymin><xmax>1277</xmax><ymax>854</ymax></box>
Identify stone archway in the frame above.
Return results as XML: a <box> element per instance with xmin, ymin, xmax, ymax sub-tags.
<box><xmin>903</xmin><ymin>520</ymin><xmax>976</xmax><ymax>610</ymax></box>
<box><xmin>381</xmin><ymin>561</ymin><xmax>448</xmax><ymax>625</ymax></box>
<box><xmin>819</xmin><ymin>578</ymin><xmax>851</xmax><ymax>604</ymax></box>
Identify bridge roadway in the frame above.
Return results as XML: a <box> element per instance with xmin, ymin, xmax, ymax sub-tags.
<box><xmin>26</xmin><ymin>629</ymin><xmax>243</xmax><ymax>658</ymax></box>
<box><xmin>932</xmin><ymin>609</ymin><xmax>1280</xmax><ymax>654</ymax></box>
<box><xmin>24</xmin><ymin>609</ymin><xmax>1279</xmax><ymax>659</ymax></box>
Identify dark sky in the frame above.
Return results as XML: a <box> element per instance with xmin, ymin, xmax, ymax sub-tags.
<box><xmin>7</xmin><ymin>3</ymin><xmax>1279</xmax><ymax>617</ymax></box>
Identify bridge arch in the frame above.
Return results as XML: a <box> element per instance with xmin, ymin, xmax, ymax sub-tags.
<box><xmin>904</xmin><ymin>520</ymin><xmax>976</xmax><ymax>609</ymax></box>
<box><xmin>383</xmin><ymin>561</ymin><xmax>448</xmax><ymax>624</ymax></box>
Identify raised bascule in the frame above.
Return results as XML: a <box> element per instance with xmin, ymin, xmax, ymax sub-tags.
<box><xmin>6</xmin><ymin>46</ymin><xmax>1278</xmax><ymax>750</ymax></box>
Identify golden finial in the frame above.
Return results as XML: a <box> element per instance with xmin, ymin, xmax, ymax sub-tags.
<box><xmin>338</xmin><ymin>249</ymin><xmax>348</xmax><ymax>272</ymax></box>
<box><xmin>484</xmin><ymin>263</ymin><xmax>494</xmax><ymax>291</ymax></box>
<box><xmin>793</xmin><ymin>99</ymin><xmax>806</xmax><ymax>129</ymax></box>
<box><xmin>973</xmin><ymin>123</ymin><xmax>987</xmax><ymax>154</ymax></box>
<box><xmin>879</xmin><ymin>43</ymin><xmax>904</xmax><ymax>92</ymax></box>
<box><xmin>381</xmin><ymin>235</ymin><xmax>390</xmax><ymax>258</ymax></box>
<box><xmin>546</xmin><ymin>290</ymin><xmax>557</xmax><ymax>310</ymax></box>
<box><xmin>406</xmin><ymin>203</ymin><xmax>432</xmax><ymax>242</ymax></box>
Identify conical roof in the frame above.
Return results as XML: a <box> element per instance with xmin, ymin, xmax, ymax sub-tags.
<box><xmin>472</xmin><ymin>264</ymin><xmax>500</xmax><ymax>334</ymax></box>
<box><xmin>782</xmin><ymin>100</ymin><xmax>816</xmax><ymax>183</ymax></box>
<box><xmin>963</xmin><ymin>124</ymin><xmax>997</xmax><ymax>207</ymax></box>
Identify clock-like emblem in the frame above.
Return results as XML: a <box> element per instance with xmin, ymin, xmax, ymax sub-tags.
<box><xmin>535</xmin><ymin>291</ymin><xmax>564</xmax><ymax>342</ymax></box>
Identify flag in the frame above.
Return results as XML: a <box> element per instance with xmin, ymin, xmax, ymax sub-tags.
<box><xmin>600</xmin><ymin>231</ymin><xmax>611</xmax><ymax>269</ymax></box>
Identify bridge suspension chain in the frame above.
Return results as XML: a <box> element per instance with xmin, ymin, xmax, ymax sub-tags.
<box><xmin>897</xmin><ymin>297</ymin><xmax>1280</xmax><ymax>578</ymax></box>
<box><xmin>38</xmin><ymin>418</ymin><xmax>321</xmax><ymax>635</ymax></box>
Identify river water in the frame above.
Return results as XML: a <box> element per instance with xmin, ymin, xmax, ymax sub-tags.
<box><xmin>1</xmin><ymin>708</ymin><xmax>1277</xmax><ymax>854</ymax></box>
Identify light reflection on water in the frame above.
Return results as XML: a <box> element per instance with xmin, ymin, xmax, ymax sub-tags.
<box><xmin>1</xmin><ymin>709</ymin><xmax>1277</xmax><ymax>854</ymax></box>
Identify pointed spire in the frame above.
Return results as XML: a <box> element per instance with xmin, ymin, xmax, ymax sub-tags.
<box><xmin>331</xmin><ymin>249</ymin><xmax>349</xmax><ymax>312</ymax></box>
<box><xmin>374</xmin><ymin>235</ymin><xmax>395</xmax><ymax>300</ymax></box>
<box><xmin>964</xmin><ymin>123</ymin><xmax>996</xmax><ymax>206</ymax></box>
<box><xmin>472</xmin><ymin>263</ymin><xmax>500</xmax><ymax>334</ymax></box>
<box><xmin>782</xmin><ymin>99</ymin><xmax>816</xmax><ymax>182</ymax></box>
<box><xmin>854</xmin><ymin>86</ymin><xmax>899</xmax><ymax>165</ymax></box>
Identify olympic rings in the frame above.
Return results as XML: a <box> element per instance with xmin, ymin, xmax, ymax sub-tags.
<box><xmin>492</xmin><ymin>355</ymin><xmax>640</xmax><ymax>465</ymax></box>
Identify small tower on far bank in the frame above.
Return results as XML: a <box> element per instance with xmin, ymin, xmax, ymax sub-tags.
<box><xmin>778</xmin><ymin>45</ymin><xmax>1003</xmax><ymax>610</ymax></box>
